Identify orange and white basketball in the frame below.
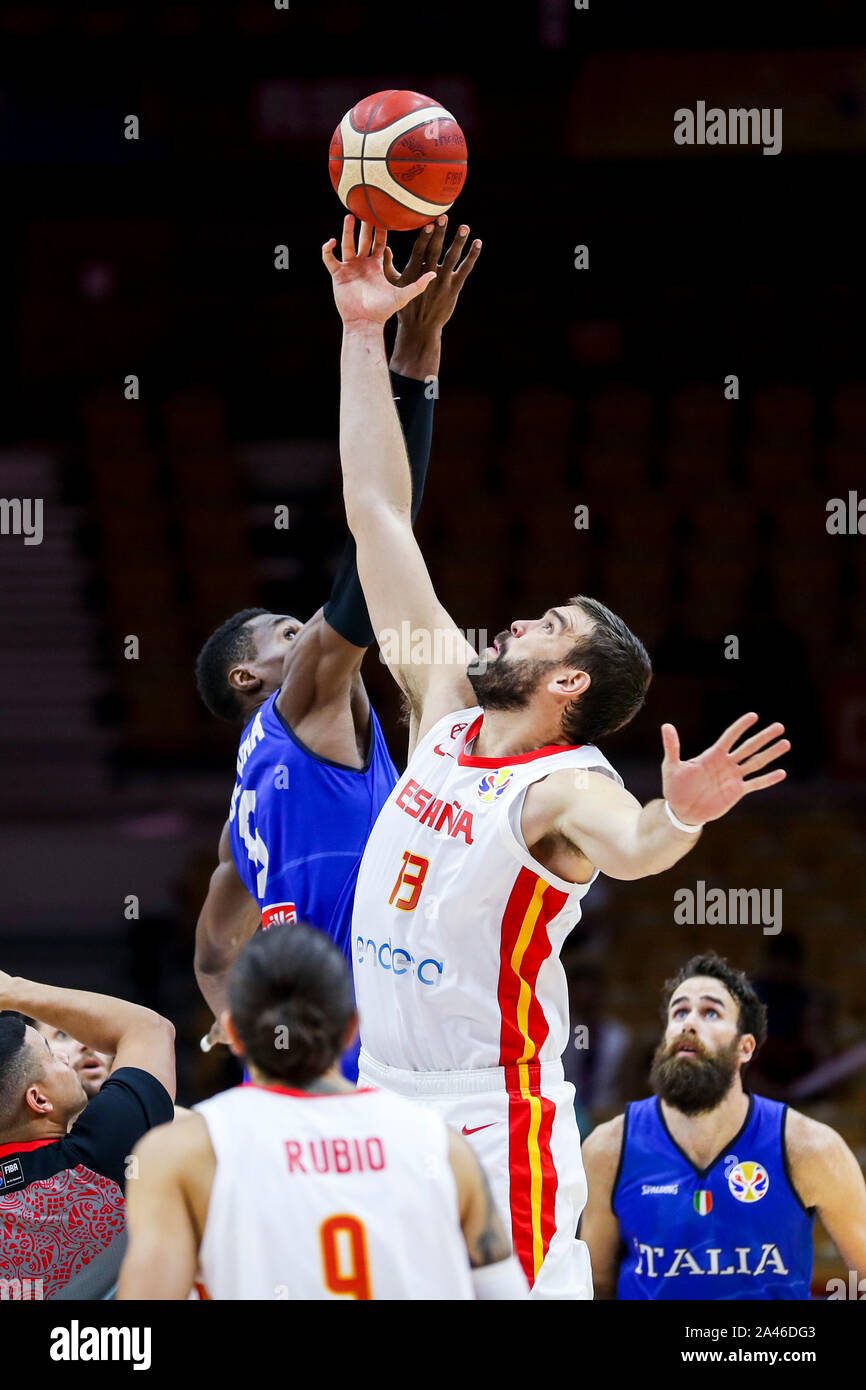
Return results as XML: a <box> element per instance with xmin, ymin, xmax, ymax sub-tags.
<box><xmin>329</xmin><ymin>89</ymin><xmax>468</xmax><ymax>231</ymax></box>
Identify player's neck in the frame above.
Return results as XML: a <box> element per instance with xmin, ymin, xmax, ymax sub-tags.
<box><xmin>297</xmin><ymin>1072</ymin><xmax>355</xmax><ymax>1095</ymax></box>
<box><xmin>473</xmin><ymin>708</ymin><xmax>570</xmax><ymax>759</ymax></box>
<box><xmin>660</xmin><ymin>1083</ymin><xmax>750</xmax><ymax>1170</ymax></box>
<box><xmin>252</xmin><ymin>1066</ymin><xmax>355</xmax><ymax>1096</ymax></box>
<box><xmin>0</xmin><ymin>1116</ymin><xmax>69</xmax><ymax>1147</ymax></box>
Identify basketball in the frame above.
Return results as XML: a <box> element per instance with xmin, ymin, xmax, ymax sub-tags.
<box><xmin>329</xmin><ymin>89</ymin><xmax>468</xmax><ymax>231</ymax></box>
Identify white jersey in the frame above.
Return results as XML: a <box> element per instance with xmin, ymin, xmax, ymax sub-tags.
<box><xmin>352</xmin><ymin>707</ymin><xmax>622</xmax><ymax>1073</ymax></box>
<box><xmin>194</xmin><ymin>1083</ymin><xmax>473</xmax><ymax>1300</ymax></box>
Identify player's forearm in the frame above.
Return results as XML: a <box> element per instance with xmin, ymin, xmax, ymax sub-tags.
<box><xmin>194</xmin><ymin>959</ymin><xmax>232</xmax><ymax>1024</ymax></box>
<box><xmin>324</xmin><ymin>370</ymin><xmax>434</xmax><ymax>648</ymax></box>
<box><xmin>607</xmin><ymin>799</ymin><xmax>702</xmax><ymax>879</ymax></box>
<box><xmin>0</xmin><ymin>977</ymin><xmax>166</xmax><ymax>1058</ymax></box>
<box><xmin>194</xmin><ymin>927</ymin><xmax>240</xmax><ymax>1021</ymax></box>
<box><xmin>631</xmin><ymin>799</ymin><xmax>703</xmax><ymax>875</ymax></box>
<box><xmin>390</xmin><ymin>322</ymin><xmax>442</xmax><ymax>381</ymax></box>
<box><xmin>340</xmin><ymin>323</ymin><xmax>412</xmax><ymax>527</ymax></box>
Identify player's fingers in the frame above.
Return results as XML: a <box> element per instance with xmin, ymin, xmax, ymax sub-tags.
<box><xmin>442</xmin><ymin>223</ymin><xmax>470</xmax><ymax>271</ymax></box>
<box><xmin>321</xmin><ymin>239</ymin><xmax>340</xmax><ymax>274</ymax></box>
<box><xmin>739</xmin><ymin>739</ymin><xmax>791</xmax><ymax>775</ymax></box>
<box><xmin>399</xmin><ymin>270</ymin><xmax>437</xmax><ymax>307</ymax></box>
<box><xmin>715</xmin><ymin>711</ymin><xmax>759</xmax><ymax>754</ymax></box>
<box><xmin>403</xmin><ymin>223</ymin><xmax>436</xmax><ymax>280</ymax></box>
<box><xmin>341</xmin><ymin>214</ymin><xmax>356</xmax><ymax>261</ymax></box>
<box><xmin>371</xmin><ymin>224</ymin><xmax>387</xmax><ymax>260</ymax></box>
<box><xmin>357</xmin><ymin>219</ymin><xmax>374</xmax><ymax>258</ymax></box>
<box><xmin>426</xmin><ymin>214</ymin><xmax>448</xmax><ymax>266</ymax></box>
<box><xmin>661</xmin><ymin>722</ymin><xmax>680</xmax><ymax>763</ymax></box>
<box><xmin>382</xmin><ymin>245</ymin><xmax>400</xmax><ymax>283</ymax></box>
<box><xmin>742</xmin><ymin>768</ymin><xmax>787</xmax><ymax>794</ymax></box>
<box><xmin>452</xmin><ymin>237</ymin><xmax>482</xmax><ymax>286</ymax></box>
<box><xmin>731</xmin><ymin>722</ymin><xmax>786</xmax><ymax>762</ymax></box>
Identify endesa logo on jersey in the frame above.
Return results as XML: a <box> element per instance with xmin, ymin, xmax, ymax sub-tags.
<box><xmin>262</xmin><ymin>902</ymin><xmax>298</xmax><ymax>930</ymax></box>
<box><xmin>476</xmin><ymin>769</ymin><xmax>514</xmax><ymax>802</ymax></box>
<box><xmin>727</xmin><ymin>1160</ymin><xmax>770</xmax><ymax>1203</ymax></box>
<box><xmin>355</xmin><ymin>935</ymin><xmax>443</xmax><ymax>986</ymax></box>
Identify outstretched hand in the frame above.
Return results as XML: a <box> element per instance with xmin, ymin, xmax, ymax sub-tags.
<box><xmin>661</xmin><ymin>713</ymin><xmax>790</xmax><ymax>826</ymax></box>
<box><xmin>384</xmin><ymin>214</ymin><xmax>481</xmax><ymax>334</ymax></box>
<box><xmin>322</xmin><ymin>215</ymin><xmax>436</xmax><ymax>328</ymax></box>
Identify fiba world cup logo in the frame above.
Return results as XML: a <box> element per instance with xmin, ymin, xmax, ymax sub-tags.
<box><xmin>476</xmin><ymin>769</ymin><xmax>514</xmax><ymax>802</ymax></box>
<box><xmin>727</xmin><ymin>1161</ymin><xmax>770</xmax><ymax>1203</ymax></box>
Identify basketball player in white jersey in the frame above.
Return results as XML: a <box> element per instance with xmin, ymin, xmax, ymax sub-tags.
<box><xmin>117</xmin><ymin>923</ymin><xmax>527</xmax><ymax>1300</ymax></box>
<box><xmin>320</xmin><ymin>216</ymin><xmax>790</xmax><ymax>1299</ymax></box>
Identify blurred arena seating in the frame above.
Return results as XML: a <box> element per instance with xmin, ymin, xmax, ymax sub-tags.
<box><xmin>1</xmin><ymin>6</ymin><xmax>863</xmax><ymax>1300</ymax></box>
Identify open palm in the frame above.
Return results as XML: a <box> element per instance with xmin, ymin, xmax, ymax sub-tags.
<box><xmin>662</xmin><ymin>712</ymin><xmax>790</xmax><ymax>826</ymax></box>
<box><xmin>322</xmin><ymin>215</ymin><xmax>436</xmax><ymax>327</ymax></box>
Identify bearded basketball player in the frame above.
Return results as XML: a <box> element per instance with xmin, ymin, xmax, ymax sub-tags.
<box><xmin>581</xmin><ymin>954</ymin><xmax>866</xmax><ymax>1299</ymax></box>
<box><xmin>193</xmin><ymin>218</ymin><xmax>480</xmax><ymax>1076</ymax></box>
<box><xmin>321</xmin><ymin>216</ymin><xmax>790</xmax><ymax>1299</ymax></box>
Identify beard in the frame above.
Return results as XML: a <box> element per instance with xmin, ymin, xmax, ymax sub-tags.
<box><xmin>467</xmin><ymin>634</ymin><xmax>560</xmax><ymax>711</ymax></box>
<box><xmin>649</xmin><ymin>1034</ymin><xmax>742</xmax><ymax>1116</ymax></box>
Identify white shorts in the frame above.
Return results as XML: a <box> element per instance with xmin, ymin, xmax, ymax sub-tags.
<box><xmin>358</xmin><ymin>1049</ymin><xmax>592</xmax><ymax>1300</ymax></box>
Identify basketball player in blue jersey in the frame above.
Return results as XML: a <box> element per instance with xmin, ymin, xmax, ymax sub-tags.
<box><xmin>581</xmin><ymin>953</ymin><xmax>866</xmax><ymax>1299</ymax></box>
<box><xmin>193</xmin><ymin>217</ymin><xmax>481</xmax><ymax>1062</ymax></box>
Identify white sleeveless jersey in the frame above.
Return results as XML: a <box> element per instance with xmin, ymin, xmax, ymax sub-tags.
<box><xmin>194</xmin><ymin>1083</ymin><xmax>473</xmax><ymax>1300</ymax></box>
<box><xmin>352</xmin><ymin>707</ymin><xmax>622</xmax><ymax>1073</ymax></box>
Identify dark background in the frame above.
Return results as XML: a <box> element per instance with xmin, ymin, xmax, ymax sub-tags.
<box><xmin>1</xmin><ymin>0</ymin><xmax>865</xmax><ymax>1291</ymax></box>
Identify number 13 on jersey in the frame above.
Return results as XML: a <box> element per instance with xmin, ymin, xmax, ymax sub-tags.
<box><xmin>388</xmin><ymin>851</ymin><xmax>429</xmax><ymax>912</ymax></box>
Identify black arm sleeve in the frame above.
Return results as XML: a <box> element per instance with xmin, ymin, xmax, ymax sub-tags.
<box><xmin>323</xmin><ymin>370</ymin><xmax>435</xmax><ymax>649</ymax></box>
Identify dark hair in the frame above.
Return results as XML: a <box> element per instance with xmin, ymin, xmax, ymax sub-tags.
<box><xmin>661</xmin><ymin>953</ymin><xmax>768</xmax><ymax>1053</ymax></box>
<box><xmin>228</xmin><ymin>923</ymin><xmax>355</xmax><ymax>1085</ymax></box>
<box><xmin>195</xmin><ymin>608</ymin><xmax>269</xmax><ymax>721</ymax></box>
<box><xmin>561</xmin><ymin>596</ymin><xmax>652</xmax><ymax>745</ymax></box>
<box><xmin>0</xmin><ymin>1012</ymin><xmax>38</xmax><ymax>1130</ymax></box>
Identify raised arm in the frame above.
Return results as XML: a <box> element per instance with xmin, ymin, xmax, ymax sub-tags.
<box><xmin>0</xmin><ymin>970</ymin><xmax>176</xmax><ymax>1101</ymax></box>
<box><xmin>280</xmin><ymin>219</ymin><xmax>479</xmax><ymax>748</ymax></box>
<box><xmin>526</xmin><ymin>712</ymin><xmax>789</xmax><ymax>881</ymax></box>
<box><xmin>322</xmin><ymin>217</ymin><xmax>479</xmax><ymax>737</ymax></box>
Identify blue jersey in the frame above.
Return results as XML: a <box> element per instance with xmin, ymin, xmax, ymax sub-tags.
<box><xmin>613</xmin><ymin>1094</ymin><xmax>814</xmax><ymax>1300</ymax></box>
<box><xmin>228</xmin><ymin>690</ymin><xmax>398</xmax><ymax>961</ymax></box>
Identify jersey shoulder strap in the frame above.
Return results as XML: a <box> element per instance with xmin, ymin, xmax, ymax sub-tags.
<box><xmin>412</xmin><ymin>706</ymin><xmax>481</xmax><ymax>762</ymax></box>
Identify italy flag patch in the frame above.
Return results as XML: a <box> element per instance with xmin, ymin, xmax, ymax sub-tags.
<box><xmin>693</xmin><ymin>1190</ymin><xmax>713</xmax><ymax>1215</ymax></box>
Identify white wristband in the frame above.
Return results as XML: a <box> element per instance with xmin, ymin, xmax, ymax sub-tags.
<box><xmin>664</xmin><ymin>799</ymin><xmax>703</xmax><ymax>833</ymax></box>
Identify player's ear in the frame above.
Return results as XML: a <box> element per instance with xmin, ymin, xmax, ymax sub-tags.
<box><xmin>738</xmin><ymin>1033</ymin><xmax>757</xmax><ymax>1066</ymax></box>
<box><xmin>551</xmin><ymin>669</ymin><xmax>590</xmax><ymax>700</ymax></box>
<box><xmin>228</xmin><ymin>664</ymin><xmax>261</xmax><ymax>695</ymax></box>
<box><xmin>23</xmin><ymin>1082</ymin><xmax>53</xmax><ymax>1117</ymax></box>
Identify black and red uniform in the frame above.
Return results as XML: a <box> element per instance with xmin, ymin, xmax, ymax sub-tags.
<box><xmin>0</xmin><ymin>1067</ymin><xmax>172</xmax><ymax>1298</ymax></box>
